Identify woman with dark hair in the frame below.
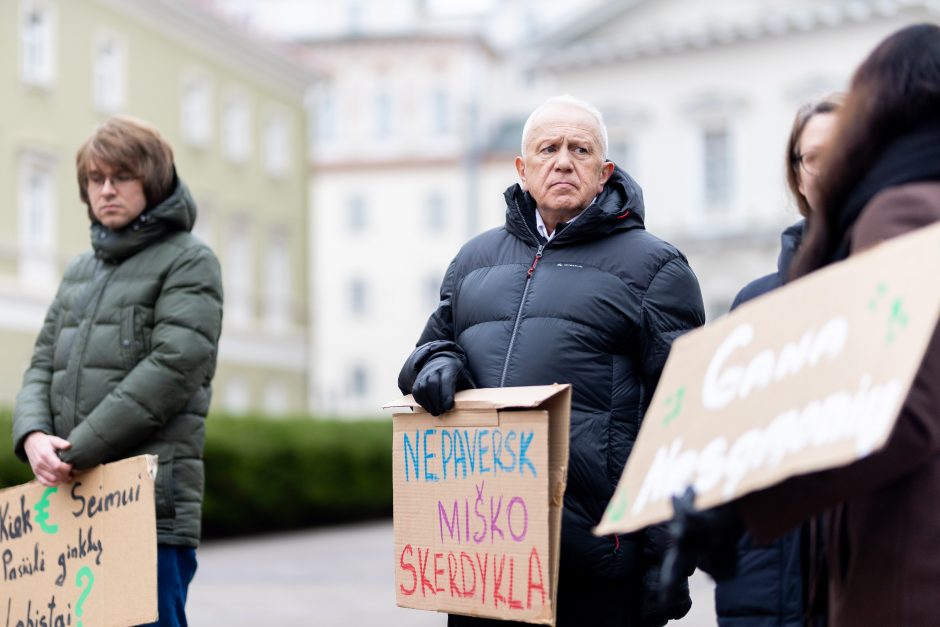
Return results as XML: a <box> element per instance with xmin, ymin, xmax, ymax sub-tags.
<box><xmin>717</xmin><ymin>96</ymin><xmax>841</xmax><ymax>627</ymax></box>
<box><xmin>735</xmin><ymin>23</ymin><xmax>940</xmax><ymax>627</ymax></box>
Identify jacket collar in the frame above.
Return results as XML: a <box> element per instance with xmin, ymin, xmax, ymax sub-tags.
<box><xmin>91</xmin><ymin>177</ymin><xmax>197</xmax><ymax>262</ymax></box>
<box><xmin>503</xmin><ymin>165</ymin><xmax>646</xmax><ymax>246</ymax></box>
<box><xmin>777</xmin><ymin>219</ymin><xmax>805</xmax><ymax>280</ymax></box>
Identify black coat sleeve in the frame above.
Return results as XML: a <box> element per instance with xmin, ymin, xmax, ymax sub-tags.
<box><xmin>398</xmin><ymin>257</ymin><xmax>468</xmax><ymax>394</ymax></box>
<box><xmin>635</xmin><ymin>254</ymin><xmax>704</xmax><ymax>625</ymax></box>
<box><xmin>638</xmin><ymin>254</ymin><xmax>706</xmax><ymax>394</ymax></box>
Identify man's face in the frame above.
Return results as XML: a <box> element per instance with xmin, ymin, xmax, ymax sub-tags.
<box><xmin>515</xmin><ymin>104</ymin><xmax>614</xmax><ymax>213</ymax></box>
<box><xmin>86</xmin><ymin>161</ymin><xmax>147</xmax><ymax>230</ymax></box>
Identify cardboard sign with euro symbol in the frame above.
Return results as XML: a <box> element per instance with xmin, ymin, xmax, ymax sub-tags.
<box><xmin>596</xmin><ymin>221</ymin><xmax>940</xmax><ymax>536</ymax></box>
<box><xmin>1</xmin><ymin>455</ymin><xmax>158</xmax><ymax>627</ymax></box>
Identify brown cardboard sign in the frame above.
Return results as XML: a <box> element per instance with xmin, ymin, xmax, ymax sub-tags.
<box><xmin>596</xmin><ymin>222</ymin><xmax>940</xmax><ymax>536</ymax></box>
<box><xmin>385</xmin><ymin>384</ymin><xmax>571</xmax><ymax>625</ymax></box>
<box><xmin>1</xmin><ymin>455</ymin><xmax>158</xmax><ymax>627</ymax></box>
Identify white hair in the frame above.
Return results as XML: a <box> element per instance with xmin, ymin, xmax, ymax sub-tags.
<box><xmin>520</xmin><ymin>95</ymin><xmax>609</xmax><ymax>158</ymax></box>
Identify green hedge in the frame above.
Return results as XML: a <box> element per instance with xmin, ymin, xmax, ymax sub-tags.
<box><xmin>0</xmin><ymin>410</ymin><xmax>393</xmax><ymax>538</ymax></box>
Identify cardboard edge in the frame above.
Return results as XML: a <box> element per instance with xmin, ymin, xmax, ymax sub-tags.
<box><xmin>145</xmin><ymin>454</ymin><xmax>159</xmax><ymax>480</ymax></box>
<box><xmin>383</xmin><ymin>384</ymin><xmax>573</xmax><ymax>413</ymax></box>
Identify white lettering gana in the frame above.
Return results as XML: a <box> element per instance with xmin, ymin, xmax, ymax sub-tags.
<box><xmin>702</xmin><ymin>317</ymin><xmax>850</xmax><ymax>410</ymax></box>
<box><xmin>631</xmin><ymin>375</ymin><xmax>903</xmax><ymax>515</ymax></box>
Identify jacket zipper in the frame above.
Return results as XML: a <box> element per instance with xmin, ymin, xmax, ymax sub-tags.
<box><xmin>499</xmin><ymin>243</ymin><xmax>544</xmax><ymax>386</ymax></box>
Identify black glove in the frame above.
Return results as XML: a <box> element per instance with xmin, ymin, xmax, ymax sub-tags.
<box><xmin>658</xmin><ymin>487</ymin><xmax>744</xmax><ymax>604</ymax></box>
<box><xmin>411</xmin><ymin>353</ymin><xmax>474</xmax><ymax>416</ymax></box>
<box><xmin>640</xmin><ymin>562</ymin><xmax>691</xmax><ymax>627</ymax></box>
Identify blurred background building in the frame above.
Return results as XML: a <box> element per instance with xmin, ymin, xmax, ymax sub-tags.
<box><xmin>1</xmin><ymin>0</ymin><xmax>936</xmax><ymax>418</ymax></box>
<box><xmin>0</xmin><ymin>0</ymin><xmax>314</xmax><ymax>415</ymax></box>
<box><xmin>527</xmin><ymin>0</ymin><xmax>940</xmax><ymax>316</ymax></box>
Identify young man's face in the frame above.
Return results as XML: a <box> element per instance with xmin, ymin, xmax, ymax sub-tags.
<box><xmin>515</xmin><ymin>104</ymin><xmax>614</xmax><ymax>214</ymax></box>
<box><xmin>86</xmin><ymin>161</ymin><xmax>147</xmax><ymax>230</ymax></box>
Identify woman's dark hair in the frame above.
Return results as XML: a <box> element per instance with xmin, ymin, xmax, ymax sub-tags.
<box><xmin>786</xmin><ymin>94</ymin><xmax>843</xmax><ymax>217</ymax></box>
<box><xmin>76</xmin><ymin>115</ymin><xmax>175</xmax><ymax>214</ymax></box>
<box><xmin>791</xmin><ymin>23</ymin><xmax>940</xmax><ymax>278</ymax></box>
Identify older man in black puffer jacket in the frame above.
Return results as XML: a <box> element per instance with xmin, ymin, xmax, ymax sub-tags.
<box><xmin>399</xmin><ymin>95</ymin><xmax>705</xmax><ymax>627</ymax></box>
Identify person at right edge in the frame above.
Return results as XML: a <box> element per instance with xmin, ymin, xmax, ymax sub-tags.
<box><xmin>717</xmin><ymin>95</ymin><xmax>842</xmax><ymax>627</ymax></box>
<box><xmin>665</xmin><ymin>23</ymin><xmax>940</xmax><ymax>627</ymax></box>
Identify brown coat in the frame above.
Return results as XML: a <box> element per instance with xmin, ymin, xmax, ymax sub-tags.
<box><xmin>739</xmin><ymin>182</ymin><xmax>940</xmax><ymax>627</ymax></box>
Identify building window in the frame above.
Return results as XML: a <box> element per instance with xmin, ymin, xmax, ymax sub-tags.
<box><xmin>425</xmin><ymin>191</ymin><xmax>446</xmax><ymax>232</ymax></box>
<box><xmin>349</xmin><ymin>365</ymin><xmax>369</xmax><ymax>398</ymax></box>
<box><xmin>703</xmin><ymin>126</ymin><xmax>733</xmax><ymax>209</ymax></box>
<box><xmin>20</xmin><ymin>0</ymin><xmax>56</xmax><ymax>88</ymax></box>
<box><xmin>347</xmin><ymin>195</ymin><xmax>367</xmax><ymax>232</ymax></box>
<box><xmin>17</xmin><ymin>152</ymin><xmax>57</xmax><ymax>287</ymax></box>
<box><xmin>222</xmin><ymin>90</ymin><xmax>251</xmax><ymax>163</ymax></box>
<box><xmin>262</xmin><ymin>381</ymin><xmax>289</xmax><ymax>416</ymax></box>
<box><xmin>225</xmin><ymin>218</ymin><xmax>253</xmax><ymax>328</ymax></box>
<box><xmin>374</xmin><ymin>87</ymin><xmax>392</xmax><ymax>139</ymax></box>
<box><xmin>350</xmin><ymin>277</ymin><xmax>367</xmax><ymax>316</ymax></box>
<box><xmin>93</xmin><ymin>33</ymin><xmax>126</xmax><ymax>113</ymax></box>
<box><xmin>309</xmin><ymin>81</ymin><xmax>336</xmax><ymax>142</ymax></box>
<box><xmin>224</xmin><ymin>377</ymin><xmax>250</xmax><ymax>415</ymax></box>
<box><xmin>263</xmin><ymin>110</ymin><xmax>290</xmax><ymax>177</ymax></box>
<box><xmin>431</xmin><ymin>87</ymin><xmax>450</xmax><ymax>135</ymax></box>
<box><xmin>348</xmin><ymin>1</ymin><xmax>363</xmax><ymax>35</ymax></box>
<box><xmin>181</xmin><ymin>71</ymin><xmax>213</xmax><ymax>147</ymax></box>
<box><xmin>263</xmin><ymin>228</ymin><xmax>291</xmax><ymax>333</ymax></box>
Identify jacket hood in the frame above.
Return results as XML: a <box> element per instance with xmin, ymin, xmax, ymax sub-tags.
<box><xmin>91</xmin><ymin>176</ymin><xmax>197</xmax><ymax>262</ymax></box>
<box><xmin>504</xmin><ymin>165</ymin><xmax>646</xmax><ymax>245</ymax></box>
<box><xmin>777</xmin><ymin>219</ymin><xmax>805</xmax><ymax>279</ymax></box>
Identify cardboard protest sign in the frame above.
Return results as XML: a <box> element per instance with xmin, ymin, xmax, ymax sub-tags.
<box><xmin>385</xmin><ymin>384</ymin><xmax>571</xmax><ymax>625</ymax></box>
<box><xmin>1</xmin><ymin>455</ymin><xmax>158</xmax><ymax>627</ymax></box>
<box><xmin>596</xmin><ymin>221</ymin><xmax>940</xmax><ymax>536</ymax></box>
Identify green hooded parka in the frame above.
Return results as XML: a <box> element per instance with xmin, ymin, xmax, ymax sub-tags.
<box><xmin>13</xmin><ymin>177</ymin><xmax>223</xmax><ymax>547</ymax></box>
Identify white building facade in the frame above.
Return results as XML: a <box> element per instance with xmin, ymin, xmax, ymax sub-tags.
<box><xmin>530</xmin><ymin>0</ymin><xmax>940</xmax><ymax>317</ymax></box>
<box><xmin>302</xmin><ymin>33</ymin><xmax>515</xmax><ymax>415</ymax></box>
<box><xmin>214</xmin><ymin>0</ymin><xmax>939</xmax><ymax>416</ymax></box>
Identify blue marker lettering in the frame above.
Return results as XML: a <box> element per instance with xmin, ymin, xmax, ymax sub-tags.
<box><xmin>454</xmin><ymin>430</ymin><xmax>468</xmax><ymax>479</ymax></box>
<box><xmin>440</xmin><ymin>429</ymin><xmax>454</xmax><ymax>481</ymax></box>
<box><xmin>403</xmin><ymin>431</ymin><xmax>420</xmax><ymax>482</ymax></box>
<box><xmin>478</xmin><ymin>429</ymin><xmax>491</xmax><ymax>474</ymax></box>
<box><xmin>503</xmin><ymin>431</ymin><xmax>518</xmax><ymax>473</ymax></box>
<box><xmin>423</xmin><ymin>429</ymin><xmax>439</xmax><ymax>482</ymax></box>
<box><xmin>518</xmin><ymin>431</ymin><xmax>537</xmax><ymax>478</ymax></box>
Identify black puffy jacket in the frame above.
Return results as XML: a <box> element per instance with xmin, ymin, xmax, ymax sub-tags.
<box><xmin>399</xmin><ymin>168</ymin><xmax>705</xmax><ymax>617</ymax></box>
<box><xmin>730</xmin><ymin>220</ymin><xmax>804</xmax><ymax>310</ymax></box>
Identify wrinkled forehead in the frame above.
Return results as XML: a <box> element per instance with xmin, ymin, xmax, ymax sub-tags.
<box><xmin>525</xmin><ymin>104</ymin><xmax>603</xmax><ymax>148</ymax></box>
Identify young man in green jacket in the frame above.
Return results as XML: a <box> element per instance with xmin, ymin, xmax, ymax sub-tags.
<box><xmin>12</xmin><ymin>116</ymin><xmax>223</xmax><ymax>627</ymax></box>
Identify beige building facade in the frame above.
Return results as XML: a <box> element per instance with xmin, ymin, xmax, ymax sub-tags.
<box><xmin>0</xmin><ymin>0</ymin><xmax>315</xmax><ymax>415</ymax></box>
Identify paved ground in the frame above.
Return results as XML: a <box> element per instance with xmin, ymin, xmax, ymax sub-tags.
<box><xmin>187</xmin><ymin>521</ymin><xmax>717</xmax><ymax>626</ymax></box>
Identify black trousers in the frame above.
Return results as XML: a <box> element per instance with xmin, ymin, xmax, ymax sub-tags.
<box><xmin>447</xmin><ymin>569</ymin><xmax>642</xmax><ymax>627</ymax></box>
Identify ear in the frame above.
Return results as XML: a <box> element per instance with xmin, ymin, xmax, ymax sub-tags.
<box><xmin>597</xmin><ymin>161</ymin><xmax>615</xmax><ymax>192</ymax></box>
<box><xmin>514</xmin><ymin>156</ymin><xmax>527</xmax><ymax>190</ymax></box>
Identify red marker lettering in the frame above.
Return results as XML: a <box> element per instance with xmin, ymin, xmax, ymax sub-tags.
<box><xmin>527</xmin><ymin>547</ymin><xmax>547</xmax><ymax>609</ymax></box>
<box><xmin>434</xmin><ymin>551</ymin><xmax>445</xmax><ymax>593</ymax></box>
<box><xmin>399</xmin><ymin>544</ymin><xmax>417</xmax><ymax>596</ymax></box>
<box><xmin>418</xmin><ymin>547</ymin><xmax>435</xmax><ymax>596</ymax></box>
